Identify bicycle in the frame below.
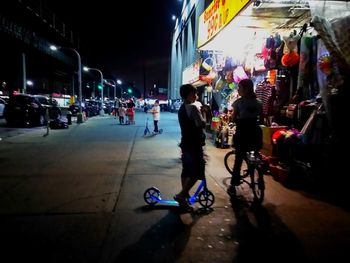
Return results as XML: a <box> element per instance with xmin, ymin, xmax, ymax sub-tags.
<box><xmin>143</xmin><ymin>177</ymin><xmax>215</xmax><ymax>209</ymax></box>
<box><xmin>224</xmin><ymin>148</ymin><xmax>268</xmax><ymax>204</ymax></box>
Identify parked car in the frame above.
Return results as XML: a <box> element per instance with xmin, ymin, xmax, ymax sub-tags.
<box><xmin>0</xmin><ymin>98</ymin><xmax>6</xmax><ymax>117</ymax></box>
<box><xmin>170</xmin><ymin>99</ymin><xmax>182</xmax><ymax>112</ymax></box>
<box><xmin>68</xmin><ymin>102</ymin><xmax>86</xmax><ymax>116</ymax></box>
<box><xmin>0</xmin><ymin>95</ymin><xmax>9</xmax><ymax>104</ymax></box>
<box><xmin>4</xmin><ymin>94</ymin><xmax>46</xmax><ymax>127</ymax></box>
<box><xmin>84</xmin><ymin>99</ymin><xmax>100</xmax><ymax>117</ymax></box>
<box><xmin>103</xmin><ymin>100</ymin><xmax>114</xmax><ymax>114</ymax></box>
<box><xmin>34</xmin><ymin>95</ymin><xmax>62</xmax><ymax>120</ymax></box>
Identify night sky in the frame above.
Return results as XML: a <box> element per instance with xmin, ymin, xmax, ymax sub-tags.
<box><xmin>45</xmin><ymin>0</ymin><xmax>183</xmax><ymax>94</ymax></box>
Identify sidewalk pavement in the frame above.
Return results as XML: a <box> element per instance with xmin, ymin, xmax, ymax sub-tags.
<box><xmin>1</xmin><ymin>112</ymin><xmax>349</xmax><ymax>262</ymax></box>
<box><xmin>100</xmin><ymin>112</ymin><xmax>350</xmax><ymax>263</ymax></box>
<box><xmin>157</xmin><ymin>140</ymin><xmax>350</xmax><ymax>263</ymax></box>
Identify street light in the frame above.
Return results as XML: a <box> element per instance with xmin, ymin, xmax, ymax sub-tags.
<box><xmin>50</xmin><ymin>44</ymin><xmax>83</xmax><ymax>123</ymax></box>
<box><xmin>116</xmin><ymin>79</ymin><xmax>122</xmax><ymax>98</ymax></box>
<box><xmin>103</xmin><ymin>79</ymin><xmax>122</xmax><ymax>99</ymax></box>
<box><xmin>103</xmin><ymin>79</ymin><xmax>116</xmax><ymax>99</ymax></box>
<box><xmin>83</xmin><ymin>66</ymin><xmax>104</xmax><ymax>115</ymax></box>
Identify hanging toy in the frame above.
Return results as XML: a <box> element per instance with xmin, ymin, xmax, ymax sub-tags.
<box><xmin>281</xmin><ymin>31</ymin><xmax>301</xmax><ymax>67</ymax></box>
<box><xmin>318</xmin><ymin>54</ymin><xmax>332</xmax><ymax>76</ymax></box>
<box><xmin>281</xmin><ymin>51</ymin><xmax>300</xmax><ymax>67</ymax></box>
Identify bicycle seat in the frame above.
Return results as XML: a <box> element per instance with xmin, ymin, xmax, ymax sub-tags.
<box><xmin>246</xmin><ymin>151</ymin><xmax>263</xmax><ymax>164</ymax></box>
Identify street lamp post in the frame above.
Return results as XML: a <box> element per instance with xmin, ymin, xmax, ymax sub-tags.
<box><xmin>50</xmin><ymin>45</ymin><xmax>83</xmax><ymax>123</ymax></box>
<box><xmin>83</xmin><ymin>67</ymin><xmax>104</xmax><ymax>115</ymax></box>
<box><xmin>116</xmin><ymin>79</ymin><xmax>122</xmax><ymax>98</ymax></box>
<box><xmin>103</xmin><ymin>79</ymin><xmax>116</xmax><ymax>99</ymax></box>
<box><xmin>104</xmin><ymin>79</ymin><xmax>122</xmax><ymax>99</ymax></box>
<box><xmin>113</xmin><ymin>81</ymin><xmax>116</xmax><ymax>99</ymax></box>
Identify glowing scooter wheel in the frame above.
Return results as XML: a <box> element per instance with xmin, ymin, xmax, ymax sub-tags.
<box><xmin>143</xmin><ymin>187</ymin><xmax>161</xmax><ymax>205</ymax></box>
<box><xmin>198</xmin><ymin>190</ymin><xmax>215</xmax><ymax>208</ymax></box>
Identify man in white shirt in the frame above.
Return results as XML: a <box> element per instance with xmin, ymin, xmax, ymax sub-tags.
<box><xmin>192</xmin><ymin>93</ymin><xmax>202</xmax><ymax>112</ymax></box>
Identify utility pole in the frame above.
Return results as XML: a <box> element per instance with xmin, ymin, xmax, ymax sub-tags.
<box><xmin>22</xmin><ymin>53</ymin><xmax>26</xmax><ymax>93</ymax></box>
<box><xmin>143</xmin><ymin>63</ymin><xmax>146</xmax><ymax>98</ymax></box>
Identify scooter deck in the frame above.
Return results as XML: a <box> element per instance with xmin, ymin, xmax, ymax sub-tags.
<box><xmin>149</xmin><ymin>195</ymin><xmax>178</xmax><ymax>205</ymax></box>
<box><xmin>149</xmin><ymin>195</ymin><xmax>196</xmax><ymax>206</ymax></box>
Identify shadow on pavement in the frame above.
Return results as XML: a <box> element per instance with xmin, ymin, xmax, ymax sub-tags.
<box><xmin>114</xmin><ymin>205</ymin><xmax>214</xmax><ymax>263</ymax></box>
<box><xmin>114</xmin><ymin>209</ymin><xmax>190</xmax><ymax>262</ymax></box>
<box><xmin>229</xmin><ymin>198</ymin><xmax>306</xmax><ymax>263</ymax></box>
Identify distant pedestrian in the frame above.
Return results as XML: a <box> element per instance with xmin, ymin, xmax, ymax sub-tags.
<box><xmin>113</xmin><ymin>99</ymin><xmax>120</xmax><ymax>118</ymax></box>
<box><xmin>126</xmin><ymin>99</ymin><xmax>135</xmax><ymax>124</ymax></box>
<box><xmin>118</xmin><ymin>104</ymin><xmax>126</xmax><ymax>125</ymax></box>
<box><xmin>44</xmin><ymin>107</ymin><xmax>50</xmax><ymax>136</ymax></box>
<box><xmin>148</xmin><ymin>100</ymin><xmax>160</xmax><ymax>133</ymax></box>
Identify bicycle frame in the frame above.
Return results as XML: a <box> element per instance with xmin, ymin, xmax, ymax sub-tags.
<box><xmin>188</xmin><ymin>180</ymin><xmax>206</xmax><ymax>205</ymax></box>
<box><xmin>242</xmin><ymin>151</ymin><xmax>265</xmax><ymax>203</ymax></box>
<box><xmin>225</xmin><ymin>149</ymin><xmax>266</xmax><ymax>203</ymax></box>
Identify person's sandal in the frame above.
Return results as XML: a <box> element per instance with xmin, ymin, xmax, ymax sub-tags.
<box><xmin>174</xmin><ymin>194</ymin><xmax>192</xmax><ymax>211</ymax></box>
<box><xmin>231</xmin><ymin>177</ymin><xmax>241</xmax><ymax>186</ymax></box>
<box><xmin>227</xmin><ymin>185</ymin><xmax>236</xmax><ymax>196</ymax></box>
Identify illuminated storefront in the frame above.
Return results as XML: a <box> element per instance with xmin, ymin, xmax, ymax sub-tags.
<box><xmin>171</xmin><ymin>0</ymin><xmax>350</xmax><ymax>185</ymax></box>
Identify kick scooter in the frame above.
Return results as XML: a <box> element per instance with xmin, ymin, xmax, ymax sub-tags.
<box><xmin>143</xmin><ymin>178</ymin><xmax>215</xmax><ymax>209</ymax></box>
<box><xmin>144</xmin><ymin>116</ymin><xmax>151</xmax><ymax>136</ymax></box>
<box><xmin>144</xmin><ymin>116</ymin><xmax>163</xmax><ymax>136</ymax></box>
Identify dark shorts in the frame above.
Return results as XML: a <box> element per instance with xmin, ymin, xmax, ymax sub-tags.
<box><xmin>181</xmin><ymin>149</ymin><xmax>205</xmax><ymax>180</ymax></box>
<box><xmin>234</xmin><ymin>122</ymin><xmax>262</xmax><ymax>151</ymax></box>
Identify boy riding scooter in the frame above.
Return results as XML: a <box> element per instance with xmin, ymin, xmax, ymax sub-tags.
<box><xmin>148</xmin><ymin>100</ymin><xmax>161</xmax><ymax>134</ymax></box>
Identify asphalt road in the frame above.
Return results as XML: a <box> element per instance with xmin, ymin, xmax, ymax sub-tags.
<box><xmin>0</xmin><ymin>112</ymin><xmax>350</xmax><ymax>263</ymax></box>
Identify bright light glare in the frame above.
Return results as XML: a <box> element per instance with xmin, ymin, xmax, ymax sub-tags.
<box><xmin>117</xmin><ymin>79</ymin><xmax>122</xmax><ymax>85</ymax></box>
<box><xmin>172</xmin><ymin>15</ymin><xmax>176</xmax><ymax>21</ymax></box>
<box><xmin>83</xmin><ymin>66</ymin><xmax>89</xmax><ymax>72</ymax></box>
<box><xmin>26</xmin><ymin>80</ymin><xmax>33</xmax><ymax>86</ymax></box>
<box><xmin>50</xmin><ymin>45</ymin><xmax>57</xmax><ymax>51</ymax></box>
<box><xmin>199</xmin><ymin>18</ymin><xmax>271</xmax><ymax>63</ymax></box>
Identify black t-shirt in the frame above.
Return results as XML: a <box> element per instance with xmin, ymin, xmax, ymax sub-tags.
<box><xmin>178</xmin><ymin>104</ymin><xmax>205</xmax><ymax>150</ymax></box>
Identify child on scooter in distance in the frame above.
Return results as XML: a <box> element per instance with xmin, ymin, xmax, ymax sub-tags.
<box><xmin>148</xmin><ymin>100</ymin><xmax>160</xmax><ymax>134</ymax></box>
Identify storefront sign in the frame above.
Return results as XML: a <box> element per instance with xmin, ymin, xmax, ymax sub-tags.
<box><xmin>198</xmin><ymin>0</ymin><xmax>250</xmax><ymax>48</ymax></box>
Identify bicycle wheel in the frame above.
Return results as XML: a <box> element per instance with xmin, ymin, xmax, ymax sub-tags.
<box><xmin>143</xmin><ymin>187</ymin><xmax>161</xmax><ymax>205</ymax></box>
<box><xmin>224</xmin><ymin>150</ymin><xmax>249</xmax><ymax>178</ymax></box>
<box><xmin>224</xmin><ymin>151</ymin><xmax>235</xmax><ymax>174</ymax></box>
<box><xmin>250</xmin><ymin>168</ymin><xmax>265</xmax><ymax>204</ymax></box>
<box><xmin>198</xmin><ymin>190</ymin><xmax>215</xmax><ymax>208</ymax></box>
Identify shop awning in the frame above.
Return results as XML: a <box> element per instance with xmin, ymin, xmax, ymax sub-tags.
<box><xmin>199</xmin><ymin>1</ymin><xmax>312</xmax><ymax>52</ymax></box>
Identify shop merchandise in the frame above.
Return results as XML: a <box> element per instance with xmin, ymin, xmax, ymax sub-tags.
<box><xmin>188</xmin><ymin>0</ymin><xmax>350</xmax><ymax>191</ymax></box>
<box><xmin>233</xmin><ymin>66</ymin><xmax>249</xmax><ymax>83</ymax></box>
<box><xmin>282</xmin><ymin>31</ymin><xmax>301</xmax><ymax>53</ymax></box>
<box><xmin>255</xmin><ymin>79</ymin><xmax>276</xmax><ymax>119</ymax></box>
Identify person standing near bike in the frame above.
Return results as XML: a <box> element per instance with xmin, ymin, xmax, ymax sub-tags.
<box><xmin>174</xmin><ymin>84</ymin><xmax>206</xmax><ymax>209</ymax></box>
<box><xmin>228</xmin><ymin>78</ymin><xmax>263</xmax><ymax>192</ymax></box>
